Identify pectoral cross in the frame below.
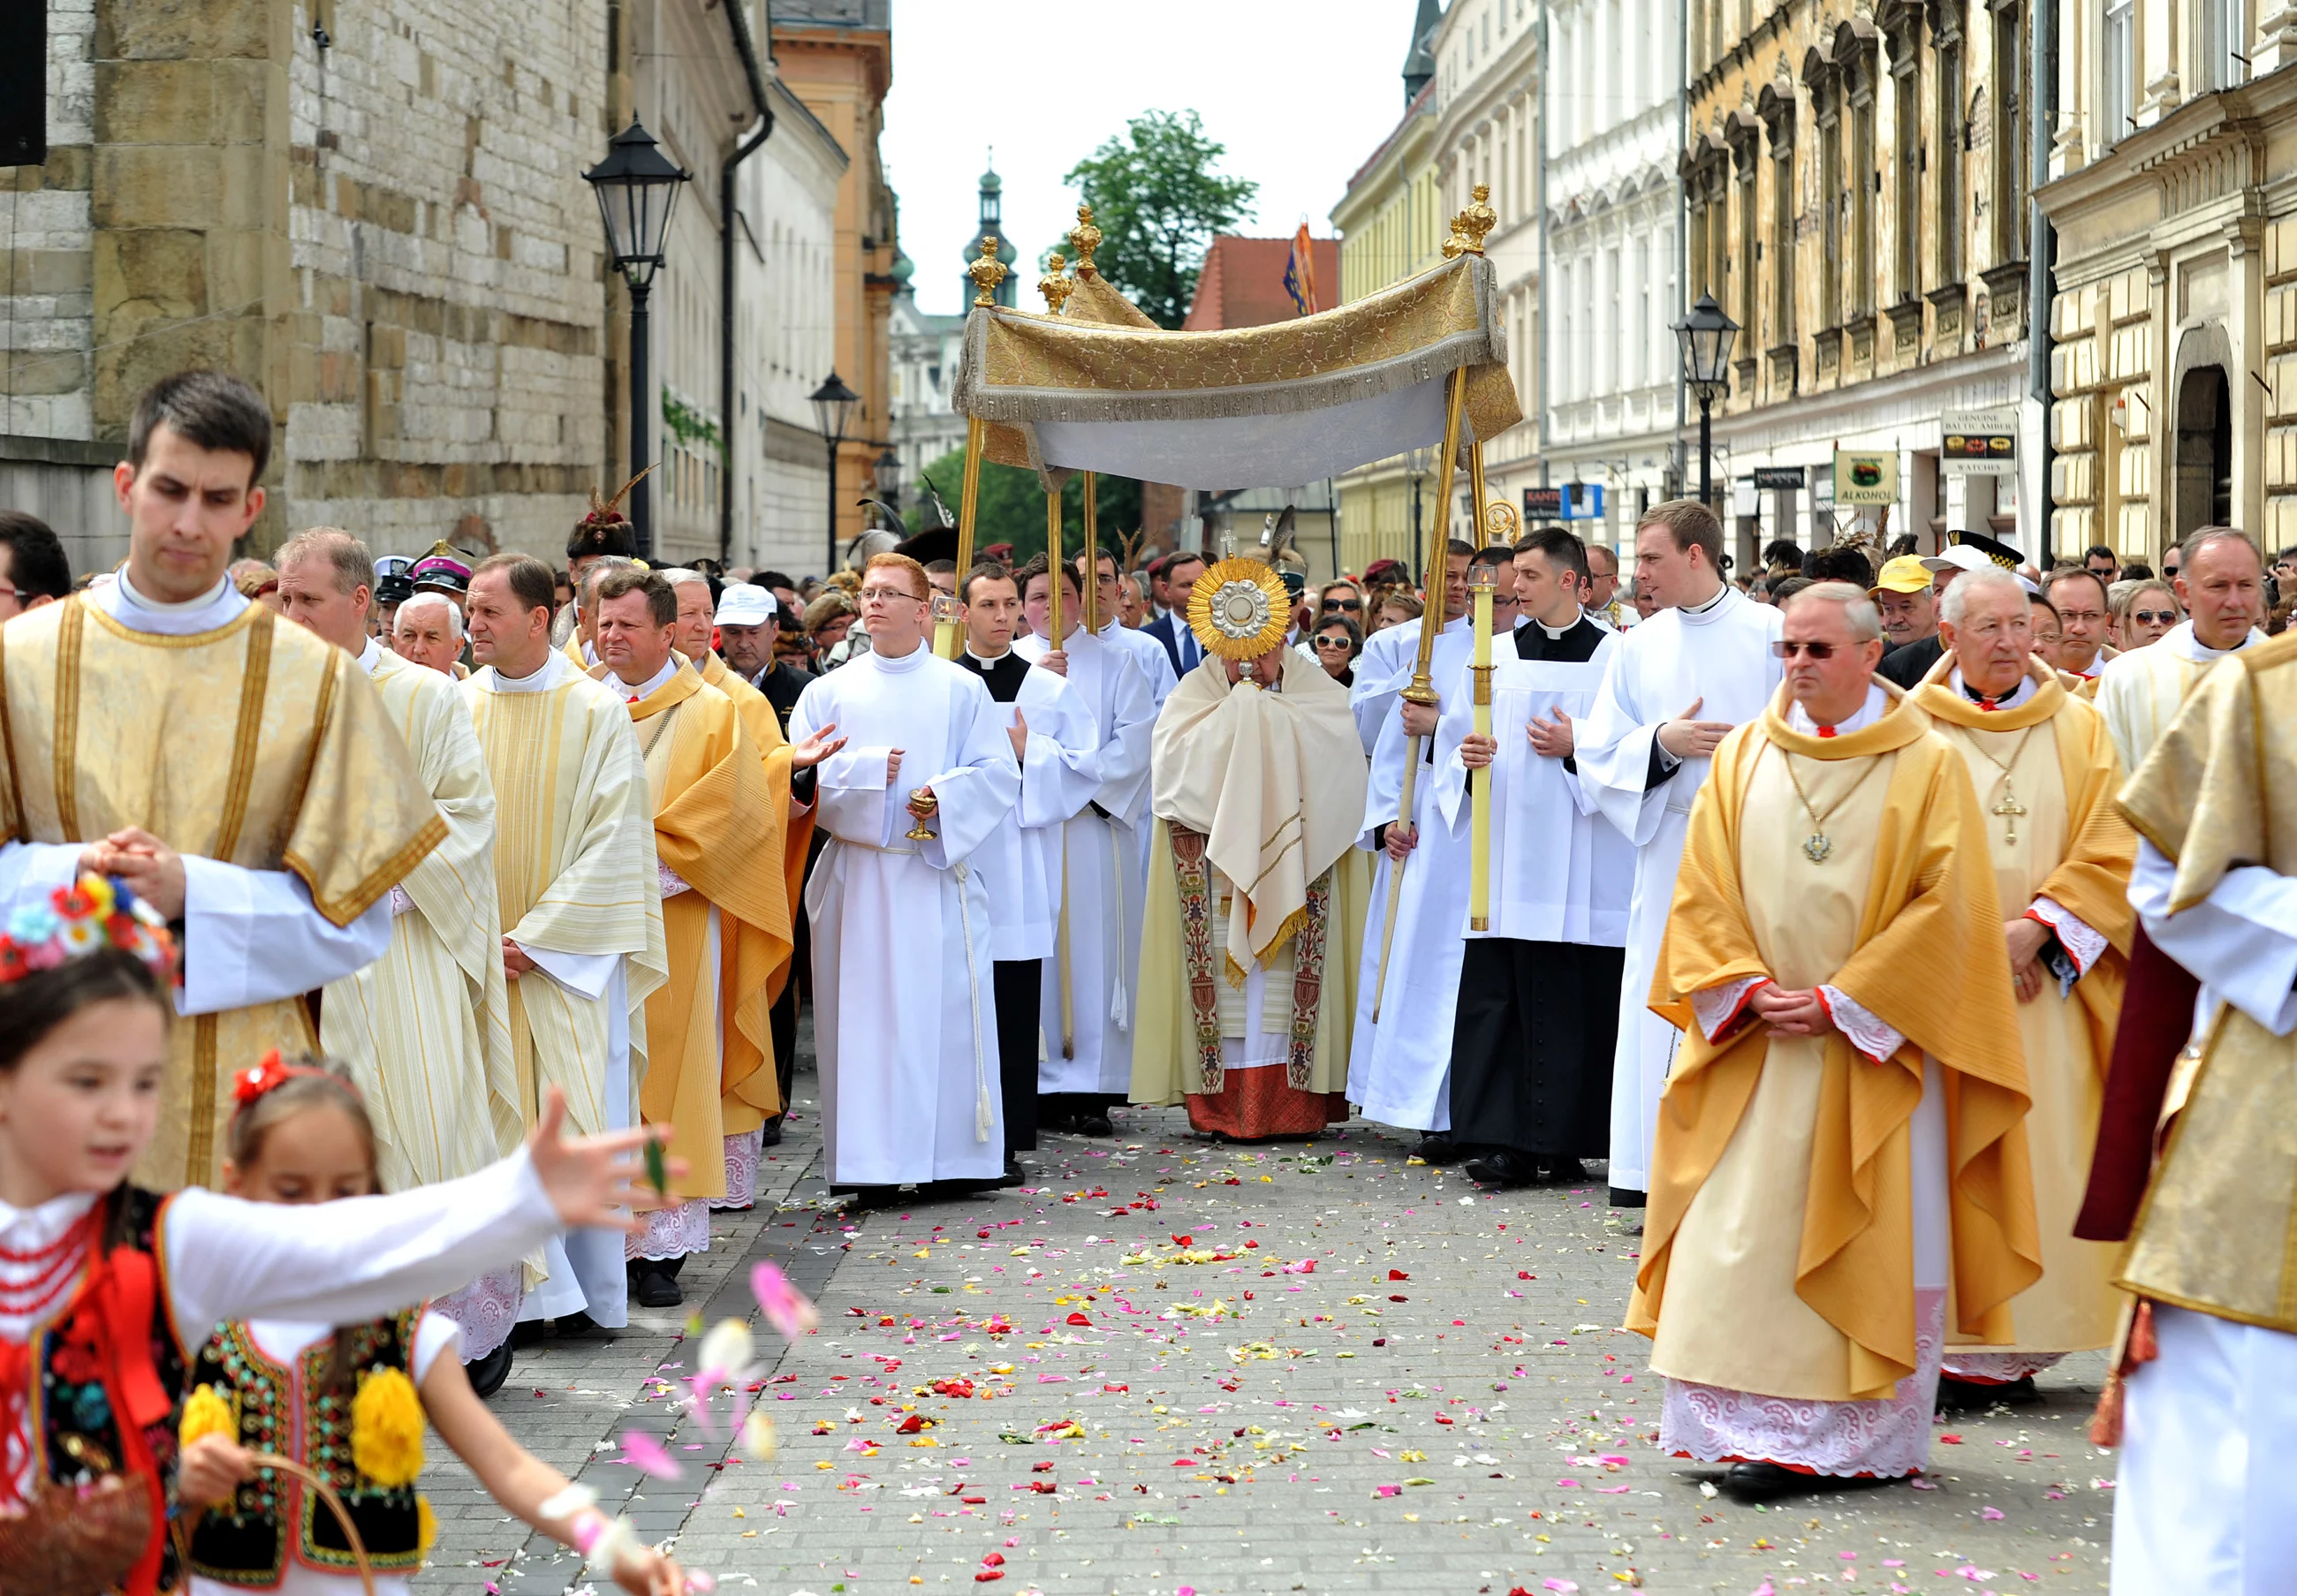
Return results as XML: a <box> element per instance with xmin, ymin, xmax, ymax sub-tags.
<box><xmin>1991</xmin><ymin>788</ymin><xmax>2027</xmax><ymax>844</ymax></box>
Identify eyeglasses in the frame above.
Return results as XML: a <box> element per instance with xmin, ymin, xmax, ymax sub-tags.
<box><xmin>1313</xmin><ymin>634</ymin><xmax>1354</xmax><ymax>650</ymax></box>
<box><xmin>2131</xmin><ymin>609</ymin><xmax>2179</xmax><ymax>625</ymax></box>
<box><xmin>1770</xmin><ymin>639</ymin><xmax>1853</xmax><ymax>659</ymax></box>
<box><xmin>1320</xmin><ymin>597</ymin><xmax>1362</xmax><ymax>612</ymax></box>
<box><xmin>859</xmin><ymin>586</ymin><xmax>922</xmax><ymax>603</ymax></box>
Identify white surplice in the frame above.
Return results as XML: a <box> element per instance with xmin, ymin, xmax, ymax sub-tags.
<box><xmin>967</xmin><ymin>652</ymin><xmax>1101</xmax><ymax>963</ymax></box>
<box><xmin>1429</xmin><ymin>621</ymin><xmax>1633</xmax><ymax>948</ymax></box>
<box><xmin>1016</xmin><ymin>629</ymin><xmax>1157</xmax><ymax>1093</ymax></box>
<box><xmin>1574</xmin><ymin>585</ymin><xmax>1782</xmax><ymax>1192</ymax></box>
<box><xmin>0</xmin><ymin>574</ymin><xmax>393</xmax><ymax>1011</ymax></box>
<box><xmin>1346</xmin><ymin>620</ymin><xmax>1476</xmax><ymax>1132</ymax></box>
<box><xmin>792</xmin><ymin>644</ymin><xmax>1020</xmax><ymax>1185</ymax></box>
<box><xmin>2093</xmin><ymin>619</ymin><xmax>2265</xmax><ymax>773</ymax></box>
<box><xmin>1349</xmin><ymin>614</ymin><xmax>1465</xmax><ymax>755</ymax></box>
<box><xmin>1098</xmin><ymin>618</ymin><xmax>1179</xmax><ymax>707</ymax></box>
<box><xmin>2113</xmin><ymin>839</ymin><xmax>2297</xmax><ymax>1593</ymax></box>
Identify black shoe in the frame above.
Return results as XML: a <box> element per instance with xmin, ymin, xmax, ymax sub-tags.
<box><xmin>1076</xmin><ymin>1112</ymin><xmax>1115</xmax><ymax>1138</ymax></box>
<box><xmin>509</xmin><ymin>1320</ymin><xmax>547</xmax><ymax>1350</ymax></box>
<box><xmin>464</xmin><ymin>1340</ymin><xmax>514</xmax><ymax>1398</ymax></box>
<box><xmin>1535</xmin><ymin>1157</ymin><xmax>1592</xmax><ymax>1184</ymax></box>
<box><xmin>833</xmin><ymin>1184</ymin><xmax>904</xmax><ymax>1211</ymax></box>
<box><xmin>1608</xmin><ymin>1185</ymin><xmax>1647</xmax><ymax>1208</ymax></box>
<box><xmin>1462</xmin><ymin>1150</ymin><xmax>1539</xmax><ymax>1189</ymax></box>
<box><xmin>997</xmin><ymin>1158</ymin><xmax>1027</xmax><ymax>1188</ymax></box>
<box><xmin>631</xmin><ymin>1265</ymin><xmax>684</xmax><ymax>1308</ymax></box>
<box><xmin>1720</xmin><ymin>1461</ymin><xmax>1891</xmax><ymax>1501</ymax></box>
<box><xmin>760</xmin><ymin>1116</ymin><xmax>785</xmax><ymax>1148</ymax></box>
<box><xmin>1414</xmin><ymin>1134</ymin><xmax>1459</xmax><ymax>1165</ymax></box>
<box><xmin>1936</xmin><ymin>1373</ymin><xmax>2042</xmax><ymax>1413</ymax></box>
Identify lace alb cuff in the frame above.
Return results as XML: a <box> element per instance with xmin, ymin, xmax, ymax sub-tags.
<box><xmin>2028</xmin><ymin>896</ymin><xmax>2107</xmax><ymax>977</ymax></box>
<box><xmin>1819</xmin><ymin>985</ymin><xmax>1903</xmax><ymax>1064</ymax></box>
<box><xmin>386</xmin><ymin>883</ymin><xmax>416</xmax><ymax>918</ymax></box>
<box><xmin>657</xmin><ymin>862</ymin><xmax>693</xmax><ymax>898</ymax></box>
<box><xmin>1691</xmin><ymin>975</ymin><xmax>1769</xmax><ymax>1042</ymax></box>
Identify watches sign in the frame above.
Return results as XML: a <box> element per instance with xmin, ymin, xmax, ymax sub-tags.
<box><xmin>1941</xmin><ymin>408</ymin><xmax>2018</xmax><ymax>475</ymax></box>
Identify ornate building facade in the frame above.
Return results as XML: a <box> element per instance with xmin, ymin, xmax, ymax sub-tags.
<box><xmin>2039</xmin><ymin>2</ymin><xmax>2297</xmax><ymax>559</ymax></box>
<box><xmin>1687</xmin><ymin>0</ymin><xmax>2042</xmax><ymax>565</ymax></box>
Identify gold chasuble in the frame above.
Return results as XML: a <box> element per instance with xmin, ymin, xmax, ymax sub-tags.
<box><xmin>323</xmin><ymin>648</ymin><xmax>520</xmax><ymax>1192</ymax></box>
<box><xmin>0</xmin><ymin>599</ymin><xmax>445</xmax><ymax>1187</ymax></box>
<box><xmin>614</xmin><ymin>665</ymin><xmax>785</xmax><ymax>1199</ymax></box>
<box><xmin>1628</xmin><ymin>685</ymin><xmax>2040</xmax><ymax>1401</ymax></box>
<box><xmin>1912</xmin><ymin>662</ymin><xmax>2134</xmax><ymax>1355</ymax></box>
<box><xmin>699</xmin><ymin>650</ymin><xmax>812</xmax><ymax>1022</ymax></box>
<box><xmin>465</xmin><ymin>662</ymin><xmax>665</xmax><ymax>1143</ymax></box>
<box><xmin>2117</xmin><ymin>631</ymin><xmax>2297</xmax><ymax>1328</ymax></box>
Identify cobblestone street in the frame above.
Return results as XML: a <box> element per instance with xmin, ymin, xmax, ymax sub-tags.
<box><xmin>420</xmin><ymin>1061</ymin><xmax>2117</xmax><ymax>1596</ymax></box>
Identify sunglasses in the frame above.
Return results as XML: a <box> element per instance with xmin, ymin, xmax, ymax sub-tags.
<box><xmin>1314</xmin><ymin>634</ymin><xmax>1354</xmax><ymax>649</ymax></box>
<box><xmin>1321</xmin><ymin>597</ymin><xmax>1362</xmax><ymax>612</ymax></box>
<box><xmin>1771</xmin><ymin>639</ymin><xmax>1855</xmax><ymax>659</ymax></box>
<box><xmin>2131</xmin><ymin>609</ymin><xmax>2178</xmax><ymax>625</ymax></box>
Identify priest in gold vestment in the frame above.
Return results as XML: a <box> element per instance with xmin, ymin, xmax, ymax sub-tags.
<box><xmin>277</xmin><ymin>528</ymin><xmax>525</xmax><ymax>1370</ymax></box>
<box><xmin>465</xmin><ymin>553</ymin><xmax>666</xmax><ymax>1330</ymax></box>
<box><xmin>591</xmin><ymin>567</ymin><xmax>783</xmax><ymax>1308</ymax></box>
<box><xmin>2095</xmin><ymin>528</ymin><xmax>2268</xmax><ymax>770</ymax></box>
<box><xmin>1628</xmin><ymin>582</ymin><xmax>2039</xmax><ymax>1501</ymax></box>
<box><xmin>1908</xmin><ymin>569</ymin><xmax>2134</xmax><ymax>1404</ymax></box>
<box><xmin>1132</xmin><ymin>555</ymin><xmax>1369</xmax><ymax>1139</ymax></box>
<box><xmin>2108</xmin><ymin>627</ymin><xmax>2297</xmax><ymax>1594</ymax></box>
<box><xmin>0</xmin><ymin>373</ymin><xmax>443</xmax><ymax>1189</ymax></box>
<box><xmin>663</xmin><ymin>566</ymin><xmax>809</xmax><ymax>1209</ymax></box>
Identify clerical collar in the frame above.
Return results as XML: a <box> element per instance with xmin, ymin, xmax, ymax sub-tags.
<box><xmin>1949</xmin><ymin>669</ymin><xmax>2036</xmax><ymax>712</ymax></box>
<box><xmin>357</xmin><ymin>636</ymin><xmax>383</xmax><ymax>676</ymax></box>
<box><xmin>98</xmin><ymin>568</ymin><xmax>248</xmax><ymax>637</ymax></box>
<box><xmin>2171</xmin><ymin>619</ymin><xmax>2264</xmax><ymax>662</ymax></box>
<box><xmin>489</xmin><ymin>652</ymin><xmax>565</xmax><ymax>693</ymax></box>
<box><xmin>964</xmin><ymin>645</ymin><xmax>1012</xmax><ymax>665</ymax></box>
<box><xmin>1675</xmin><ymin>584</ymin><xmax>1736</xmax><ymax>625</ymax></box>
<box><xmin>1787</xmin><ymin>684</ymin><xmax>1889</xmax><ymax>737</ymax></box>
<box><xmin>1535</xmin><ymin>606</ymin><xmax>1585</xmax><ymax>639</ymax></box>
<box><xmin>610</xmin><ymin>654</ymin><xmax>678</xmax><ymax>701</ymax></box>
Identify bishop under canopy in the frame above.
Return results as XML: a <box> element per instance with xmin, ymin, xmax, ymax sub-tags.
<box><xmin>951</xmin><ymin>253</ymin><xmax>1520</xmax><ymax>493</ymax></box>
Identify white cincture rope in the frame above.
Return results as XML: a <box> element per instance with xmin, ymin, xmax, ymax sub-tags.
<box><xmin>1108</xmin><ymin>815</ymin><xmax>1129</xmax><ymax>1033</ymax></box>
<box><xmin>953</xmin><ymin>859</ymin><xmax>992</xmax><ymax>1141</ymax></box>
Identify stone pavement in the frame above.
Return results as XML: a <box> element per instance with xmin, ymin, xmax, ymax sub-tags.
<box><xmin>419</xmin><ymin>1067</ymin><xmax>2119</xmax><ymax>1596</ymax></box>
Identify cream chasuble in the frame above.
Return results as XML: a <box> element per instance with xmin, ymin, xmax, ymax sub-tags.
<box><xmin>608</xmin><ymin>662</ymin><xmax>785</xmax><ymax>1203</ymax></box>
<box><xmin>324</xmin><ymin>643</ymin><xmax>520</xmax><ymax>1193</ymax></box>
<box><xmin>1912</xmin><ymin>662</ymin><xmax>2134</xmax><ymax>1360</ymax></box>
<box><xmin>2094</xmin><ymin>620</ymin><xmax>2265</xmax><ymax>772</ymax></box>
<box><xmin>1630</xmin><ymin>685</ymin><xmax>2039</xmax><ymax>1411</ymax></box>
<box><xmin>790</xmin><ymin>646</ymin><xmax>1020</xmax><ymax>1187</ymax></box>
<box><xmin>0</xmin><ymin>591</ymin><xmax>446</xmax><ymax>1188</ymax></box>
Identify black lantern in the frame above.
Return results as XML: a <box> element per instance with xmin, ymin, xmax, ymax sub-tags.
<box><xmin>810</xmin><ymin>371</ymin><xmax>862</xmax><ymax>575</ymax></box>
<box><xmin>1672</xmin><ymin>292</ymin><xmax>1740</xmax><ymax>507</ymax></box>
<box><xmin>584</xmin><ymin>118</ymin><xmax>689</xmax><ymax>556</ymax></box>
<box><xmin>874</xmin><ymin>445</ymin><xmax>904</xmax><ymax>501</ymax></box>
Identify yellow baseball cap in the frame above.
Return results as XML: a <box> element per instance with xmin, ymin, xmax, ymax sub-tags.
<box><xmin>1869</xmin><ymin>554</ymin><xmax>1934</xmax><ymax>595</ymax></box>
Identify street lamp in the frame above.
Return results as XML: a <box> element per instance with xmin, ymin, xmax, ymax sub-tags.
<box><xmin>1672</xmin><ymin>291</ymin><xmax>1739</xmax><ymax>511</ymax></box>
<box><xmin>584</xmin><ymin>117</ymin><xmax>689</xmax><ymax>559</ymax></box>
<box><xmin>874</xmin><ymin>445</ymin><xmax>903</xmax><ymax>507</ymax></box>
<box><xmin>809</xmin><ymin>371</ymin><xmax>861</xmax><ymax>575</ymax></box>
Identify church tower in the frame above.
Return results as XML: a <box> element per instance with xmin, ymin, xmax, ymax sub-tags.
<box><xmin>1401</xmin><ymin>0</ymin><xmax>1440</xmax><ymax>103</ymax></box>
<box><xmin>963</xmin><ymin>154</ymin><xmax>1020</xmax><ymax>308</ymax></box>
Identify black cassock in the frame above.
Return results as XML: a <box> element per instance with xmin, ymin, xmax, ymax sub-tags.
<box><xmin>1447</xmin><ymin>616</ymin><xmax>1623</xmax><ymax>1162</ymax></box>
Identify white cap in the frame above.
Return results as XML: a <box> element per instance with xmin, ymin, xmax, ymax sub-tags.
<box><xmin>1918</xmin><ymin>545</ymin><xmax>1993</xmax><ymax>576</ymax></box>
<box><xmin>715</xmin><ymin>582</ymin><xmax>776</xmax><ymax>626</ymax></box>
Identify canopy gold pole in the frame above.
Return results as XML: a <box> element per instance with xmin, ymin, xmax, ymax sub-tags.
<box><xmin>1066</xmin><ymin>208</ymin><xmax>1103</xmax><ymax>637</ymax></box>
<box><xmin>1371</xmin><ymin>189</ymin><xmax>1496</xmax><ymax>1021</ymax></box>
<box><xmin>940</xmin><ymin>236</ymin><xmax>1010</xmax><ymax>659</ymax></box>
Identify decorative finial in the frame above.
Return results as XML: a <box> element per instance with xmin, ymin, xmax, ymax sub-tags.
<box><xmin>968</xmin><ymin>235</ymin><xmax>1009</xmax><ymax>308</ymax></box>
<box><xmin>1440</xmin><ymin>209</ymin><xmax>1473</xmax><ymax>261</ymax></box>
<box><xmin>1039</xmin><ymin>252</ymin><xmax>1074</xmax><ymax>314</ymax></box>
<box><xmin>1463</xmin><ymin>183</ymin><xmax>1498</xmax><ymax>254</ymax></box>
<box><xmin>1069</xmin><ymin>204</ymin><xmax>1103</xmax><ymax>281</ymax></box>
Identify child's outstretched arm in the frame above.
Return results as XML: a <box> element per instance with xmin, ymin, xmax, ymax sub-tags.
<box><xmin>421</xmin><ymin>1353</ymin><xmax>687</xmax><ymax>1596</ymax></box>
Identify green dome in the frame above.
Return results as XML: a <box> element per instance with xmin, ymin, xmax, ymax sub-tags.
<box><xmin>890</xmin><ymin>250</ymin><xmax>914</xmax><ymax>286</ymax></box>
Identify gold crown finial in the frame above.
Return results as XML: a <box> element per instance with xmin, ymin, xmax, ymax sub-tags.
<box><xmin>1068</xmin><ymin>204</ymin><xmax>1103</xmax><ymax>281</ymax></box>
<box><xmin>1440</xmin><ymin>208</ymin><xmax>1473</xmax><ymax>261</ymax></box>
<box><xmin>968</xmin><ymin>235</ymin><xmax>1009</xmax><ymax>308</ymax></box>
<box><xmin>1039</xmin><ymin>252</ymin><xmax>1074</xmax><ymax>314</ymax></box>
<box><xmin>1463</xmin><ymin>184</ymin><xmax>1498</xmax><ymax>253</ymax></box>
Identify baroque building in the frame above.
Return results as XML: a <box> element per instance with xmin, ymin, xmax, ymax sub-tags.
<box><xmin>2039</xmin><ymin>1</ymin><xmax>2297</xmax><ymax>558</ymax></box>
<box><xmin>1687</xmin><ymin>0</ymin><xmax>2043</xmax><ymax>565</ymax></box>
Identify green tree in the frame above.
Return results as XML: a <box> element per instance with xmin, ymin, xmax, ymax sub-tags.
<box><xmin>1065</xmin><ymin>110</ymin><xmax>1259</xmax><ymax>329</ymax></box>
<box><xmin>918</xmin><ymin>450</ymin><xmax>1142</xmax><ymax>567</ymax></box>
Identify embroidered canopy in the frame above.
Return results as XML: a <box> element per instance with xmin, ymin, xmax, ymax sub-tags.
<box><xmin>951</xmin><ymin>253</ymin><xmax>1520</xmax><ymax>491</ymax></box>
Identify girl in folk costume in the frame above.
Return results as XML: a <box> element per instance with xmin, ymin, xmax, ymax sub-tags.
<box><xmin>175</xmin><ymin>1061</ymin><xmax>686</xmax><ymax>1594</ymax></box>
<box><xmin>0</xmin><ymin>874</ymin><xmax>672</xmax><ymax>1596</ymax></box>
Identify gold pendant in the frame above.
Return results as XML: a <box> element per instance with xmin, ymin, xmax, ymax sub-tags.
<box><xmin>1991</xmin><ymin>787</ymin><xmax>2026</xmax><ymax>845</ymax></box>
<box><xmin>1802</xmin><ymin>831</ymin><xmax>1833</xmax><ymax>864</ymax></box>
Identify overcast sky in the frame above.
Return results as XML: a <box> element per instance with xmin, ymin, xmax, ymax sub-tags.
<box><xmin>881</xmin><ymin>1</ymin><xmax>1417</xmax><ymax>317</ymax></box>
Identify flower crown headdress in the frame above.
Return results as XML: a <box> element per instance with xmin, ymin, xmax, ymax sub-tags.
<box><xmin>0</xmin><ymin>874</ymin><xmax>178</xmax><ymax>987</ymax></box>
<box><xmin>230</xmin><ymin>1048</ymin><xmax>356</xmax><ymax>1111</ymax></box>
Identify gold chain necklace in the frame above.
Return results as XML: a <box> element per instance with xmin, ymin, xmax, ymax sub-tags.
<box><xmin>1775</xmin><ymin>743</ymin><xmax>1884</xmax><ymax>864</ymax></box>
<box><xmin>1961</xmin><ymin>720</ymin><xmax>2042</xmax><ymax>844</ymax></box>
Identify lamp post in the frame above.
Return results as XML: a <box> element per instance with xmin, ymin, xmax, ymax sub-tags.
<box><xmin>1672</xmin><ymin>291</ymin><xmax>1739</xmax><ymax>511</ymax></box>
<box><xmin>809</xmin><ymin>371</ymin><xmax>860</xmax><ymax>575</ymax></box>
<box><xmin>583</xmin><ymin>117</ymin><xmax>689</xmax><ymax>560</ymax></box>
<box><xmin>873</xmin><ymin>445</ymin><xmax>903</xmax><ymax>512</ymax></box>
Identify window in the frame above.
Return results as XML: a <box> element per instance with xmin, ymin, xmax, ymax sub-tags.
<box><xmin>1849</xmin><ymin>64</ymin><xmax>1876</xmax><ymax>319</ymax></box>
<box><xmin>2100</xmin><ymin>0</ymin><xmax>2134</xmax><ymax>145</ymax></box>
<box><xmin>1772</xmin><ymin>136</ymin><xmax>1796</xmax><ymax>346</ymax></box>
<box><xmin>1936</xmin><ymin>7</ymin><xmax>1964</xmax><ymax>283</ymax></box>
<box><xmin>2197</xmin><ymin>0</ymin><xmax>2244</xmax><ymax>93</ymax></box>
<box><xmin>1635</xmin><ymin>234</ymin><xmax>1651</xmax><ymax>385</ymax></box>
<box><xmin>1818</xmin><ymin>90</ymin><xmax>1843</xmax><ymax>326</ymax></box>
<box><xmin>1738</xmin><ymin>155</ymin><xmax>1760</xmax><ymax>330</ymax></box>
<box><xmin>1604</xmin><ymin>244</ymin><xmax>1621</xmax><ymax>394</ymax></box>
<box><xmin>1993</xmin><ymin>1</ymin><xmax>2028</xmax><ymax>261</ymax></box>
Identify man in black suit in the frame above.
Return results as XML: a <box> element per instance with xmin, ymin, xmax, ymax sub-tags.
<box><xmin>1141</xmin><ymin>551</ymin><xmax>1207</xmax><ymax>677</ymax></box>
